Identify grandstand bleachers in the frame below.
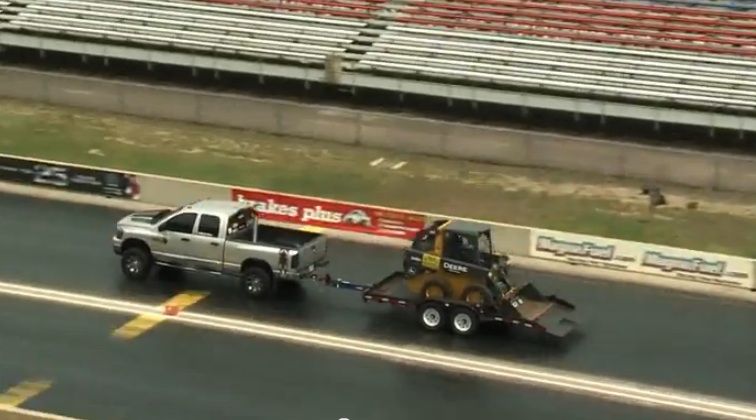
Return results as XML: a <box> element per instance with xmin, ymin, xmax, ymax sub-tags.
<box><xmin>0</xmin><ymin>0</ymin><xmax>755</xmax><ymax>127</ymax></box>
<box><xmin>399</xmin><ymin>0</ymin><xmax>756</xmax><ymax>55</ymax></box>
<box><xmin>641</xmin><ymin>0</ymin><xmax>755</xmax><ymax>12</ymax></box>
<box><xmin>0</xmin><ymin>0</ymin><xmax>371</xmax><ymax>64</ymax></box>
<box><xmin>355</xmin><ymin>25</ymin><xmax>756</xmax><ymax>109</ymax></box>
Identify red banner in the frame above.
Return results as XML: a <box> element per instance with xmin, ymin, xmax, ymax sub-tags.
<box><xmin>231</xmin><ymin>188</ymin><xmax>426</xmax><ymax>239</ymax></box>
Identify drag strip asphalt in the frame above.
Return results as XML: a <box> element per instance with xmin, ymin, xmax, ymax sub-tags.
<box><xmin>1</xmin><ymin>192</ymin><xmax>755</xmax><ymax>403</ymax></box>
<box><xmin>0</xmin><ymin>292</ymin><xmax>710</xmax><ymax>420</ymax></box>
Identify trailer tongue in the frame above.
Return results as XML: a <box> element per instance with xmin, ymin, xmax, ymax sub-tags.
<box><xmin>314</xmin><ymin>271</ymin><xmax>578</xmax><ymax>340</ymax></box>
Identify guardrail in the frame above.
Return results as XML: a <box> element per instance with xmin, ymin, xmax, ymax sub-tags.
<box><xmin>1</xmin><ymin>152</ymin><xmax>753</xmax><ymax>291</ymax></box>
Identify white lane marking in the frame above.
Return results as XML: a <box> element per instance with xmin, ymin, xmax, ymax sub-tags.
<box><xmin>61</xmin><ymin>89</ymin><xmax>92</xmax><ymax>96</ymax></box>
<box><xmin>0</xmin><ymin>405</ymin><xmax>86</xmax><ymax>420</ymax></box>
<box><xmin>0</xmin><ymin>280</ymin><xmax>754</xmax><ymax>420</ymax></box>
<box><xmin>370</xmin><ymin>157</ymin><xmax>384</xmax><ymax>167</ymax></box>
<box><xmin>391</xmin><ymin>161</ymin><xmax>407</xmax><ymax>170</ymax></box>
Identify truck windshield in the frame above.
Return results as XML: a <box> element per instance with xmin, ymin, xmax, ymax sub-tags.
<box><xmin>150</xmin><ymin>207</ymin><xmax>182</xmax><ymax>224</ymax></box>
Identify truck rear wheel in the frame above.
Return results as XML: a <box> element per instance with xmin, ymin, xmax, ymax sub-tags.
<box><xmin>449</xmin><ymin>307</ymin><xmax>479</xmax><ymax>336</ymax></box>
<box><xmin>417</xmin><ymin>302</ymin><xmax>446</xmax><ymax>332</ymax></box>
<box><xmin>240</xmin><ymin>266</ymin><xmax>273</xmax><ymax>300</ymax></box>
<box><xmin>121</xmin><ymin>247</ymin><xmax>152</xmax><ymax>282</ymax></box>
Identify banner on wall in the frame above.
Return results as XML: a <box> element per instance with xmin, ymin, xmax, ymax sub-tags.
<box><xmin>530</xmin><ymin>229</ymin><xmax>754</xmax><ymax>289</ymax></box>
<box><xmin>530</xmin><ymin>229</ymin><xmax>637</xmax><ymax>271</ymax></box>
<box><xmin>0</xmin><ymin>155</ymin><xmax>140</xmax><ymax>200</ymax></box>
<box><xmin>232</xmin><ymin>187</ymin><xmax>426</xmax><ymax>240</ymax></box>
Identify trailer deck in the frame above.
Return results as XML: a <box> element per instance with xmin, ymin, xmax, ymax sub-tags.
<box><xmin>314</xmin><ymin>271</ymin><xmax>578</xmax><ymax>338</ymax></box>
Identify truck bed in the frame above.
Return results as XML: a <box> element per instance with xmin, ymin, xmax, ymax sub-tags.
<box><xmin>231</xmin><ymin>224</ymin><xmax>321</xmax><ymax>249</ymax></box>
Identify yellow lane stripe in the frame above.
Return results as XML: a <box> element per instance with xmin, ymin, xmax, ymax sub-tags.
<box><xmin>0</xmin><ymin>380</ymin><xmax>52</xmax><ymax>407</ymax></box>
<box><xmin>112</xmin><ymin>291</ymin><xmax>209</xmax><ymax>340</ymax></box>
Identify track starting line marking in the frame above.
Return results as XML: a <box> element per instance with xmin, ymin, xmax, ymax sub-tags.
<box><xmin>0</xmin><ymin>380</ymin><xmax>52</xmax><ymax>407</ymax></box>
<box><xmin>112</xmin><ymin>291</ymin><xmax>209</xmax><ymax>340</ymax></box>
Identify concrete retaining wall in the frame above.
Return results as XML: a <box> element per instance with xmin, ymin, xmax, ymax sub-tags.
<box><xmin>2</xmin><ymin>66</ymin><xmax>755</xmax><ymax>192</ymax></box>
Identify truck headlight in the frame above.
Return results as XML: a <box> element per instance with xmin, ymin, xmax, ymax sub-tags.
<box><xmin>115</xmin><ymin>228</ymin><xmax>124</xmax><ymax>239</ymax></box>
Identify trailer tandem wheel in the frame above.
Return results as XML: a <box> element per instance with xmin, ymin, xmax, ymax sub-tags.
<box><xmin>449</xmin><ymin>306</ymin><xmax>480</xmax><ymax>336</ymax></box>
<box><xmin>417</xmin><ymin>302</ymin><xmax>447</xmax><ymax>332</ymax></box>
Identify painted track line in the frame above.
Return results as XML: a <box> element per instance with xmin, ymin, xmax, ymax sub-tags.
<box><xmin>0</xmin><ymin>405</ymin><xmax>84</xmax><ymax>420</ymax></box>
<box><xmin>0</xmin><ymin>279</ymin><xmax>754</xmax><ymax>420</ymax></box>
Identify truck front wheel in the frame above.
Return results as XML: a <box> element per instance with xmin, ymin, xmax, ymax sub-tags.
<box><xmin>240</xmin><ymin>266</ymin><xmax>273</xmax><ymax>300</ymax></box>
<box><xmin>121</xmin><ymin>247</ymin><xmax>152</xmax><ymax>282</ymax></box>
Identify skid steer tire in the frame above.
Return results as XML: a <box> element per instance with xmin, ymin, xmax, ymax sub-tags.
<box><xmin>461</xmin><ymin>284</ymin><xmax>495</xmax><ymax>306</ymax></box>
<box><xmin>420</xmin><ymin>280</ymin><xmax>450</xmax><ymax>300</ymax></box>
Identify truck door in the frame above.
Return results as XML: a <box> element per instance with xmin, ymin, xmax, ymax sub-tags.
<box><xmin>155</xmin><ymin>212</ymin><xmax>198</xmax><ymax>266</ymax></box>
<box><xmin>188</xmin><ymin>214</ymin><xmax>224</xmax><ymax>273</ymax></box>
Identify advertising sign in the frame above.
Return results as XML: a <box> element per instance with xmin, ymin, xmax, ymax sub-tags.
<box><xmin>232</xmin><ymin>188</ymin><xmax>425</xmax><ymax>239</ymax></box>
<box><xmin>0</xmin><ymin>155</ymin><xmax>140</xmax><ymax>199</ymax></box>
<box><xmin>636</xmin><ymin>244</ymin><xmax>753</xmax><ymax>288</ymax></box>
<box><xmin>530</xmin><ymin>229</ymin><xmax>637</xmax><ymax>271</ymax></box>
<box><xmin>530</xmin><ymin>228</ymin><xmax>754</xmax><ymax>289</ymax></box>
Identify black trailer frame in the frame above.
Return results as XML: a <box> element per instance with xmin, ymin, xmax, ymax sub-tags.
<box><xmin>314</xmin><ymin>271</ymin><xmax>578</xmax><ymax>338</ymax></box>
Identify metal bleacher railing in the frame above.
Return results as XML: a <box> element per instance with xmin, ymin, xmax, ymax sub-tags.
<box><xmin>0</xmin><ymin>0</ymin><xmax>755</xmax><ymax>132</ymax></box>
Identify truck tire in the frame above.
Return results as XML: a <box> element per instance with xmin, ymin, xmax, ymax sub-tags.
<box><xmin>420</xmin><ymin>280</ymin><xmax>450</xmax><ymax>300</ymax></box>
<box><xmin>461</xmin><ymin>284</ymin><xmax>494</xmax><ymax>306</ymax></box>
<box><xmin>240</xmin><ymin>266</ymin><xmax>273</xmax><ymax>300</ymax></box>
<box><xmin>121</xmin><ymin>247</ymin><xmax>152</xmax><ymax>282</ymax></box>
<box><xmin>449</xmin><ymin>306</ymin><xmax>480</xmax><ymax>336</ymax></box>
<box><xmin>417</xmin><ymin>302</ymin><xmax>446</xmax><ymax>332</ymax></box>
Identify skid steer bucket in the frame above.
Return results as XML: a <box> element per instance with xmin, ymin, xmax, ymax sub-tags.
<box><xmin>509</xmin><ymin>283</ymin><xmax>578</xmax><ymax>338</ymax></box>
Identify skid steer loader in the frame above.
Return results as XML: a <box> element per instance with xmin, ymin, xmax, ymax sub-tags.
<box><xmin>402</xmin><ymin>219</ymin><xmax>513</xmax><ymax>304</ymax></box>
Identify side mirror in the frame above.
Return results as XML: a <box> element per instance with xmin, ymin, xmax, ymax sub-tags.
<box><xmin>158</xmin><ymin>224</ymin><xmax>167</xmax><ymax>232</ymax></box>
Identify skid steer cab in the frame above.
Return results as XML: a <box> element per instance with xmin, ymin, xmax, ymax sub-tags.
<box><xmin>403</xmin><ymin>219</ymin><xmax>511</xmax><ymax>287</ymax></box>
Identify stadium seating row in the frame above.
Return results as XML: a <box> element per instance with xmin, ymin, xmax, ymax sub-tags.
<box><xmin>396</xmin><ymin>0</ymin><xmax>756</xmax><ymax>56</ymax></box>
<box><xmin>642</xmin><ymin>0</ymin><xmax>755</xmax><ymax>12</ymax></box>
<box><xmin>0</xmin><ymin>0</ymin><xmax>754</xmax><ymax>115</ymax></box>
<box><xmin>1</xmin><ymin>0</ymin><xmax>368</xmax><ymax>63</ymax></box>
<box><xmin>354</xmin><ymin>25</ymin><xmax>756</xmax><ymax>108</ymax></box>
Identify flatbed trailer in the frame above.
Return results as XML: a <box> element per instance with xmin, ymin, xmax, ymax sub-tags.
<box><xmin>314</xmin><ymin>271</ymin><xmax>578</xmax><ymax>338</ymax></box>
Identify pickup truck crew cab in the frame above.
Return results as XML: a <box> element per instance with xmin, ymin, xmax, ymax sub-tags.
<box><xmin>112</xmin><ymin>200</ymin><xmax>329</xmax><ymax>299</ymax></box>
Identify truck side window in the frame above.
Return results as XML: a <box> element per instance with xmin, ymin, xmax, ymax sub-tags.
<box><xmin>162</xmin><ymin>213</ymin><xmax>197</xmax><ymax>234</ymax></box>
<box><xmin>197</xmin><ymin>215</ymin><xmax>221</xmax><ymax>238</ymax></box>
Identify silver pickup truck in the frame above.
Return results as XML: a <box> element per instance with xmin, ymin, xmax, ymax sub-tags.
<box><xmin>112</xmin><ymin>199</ymin><xmax>329</xmax><ymax>299</ymax></box>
